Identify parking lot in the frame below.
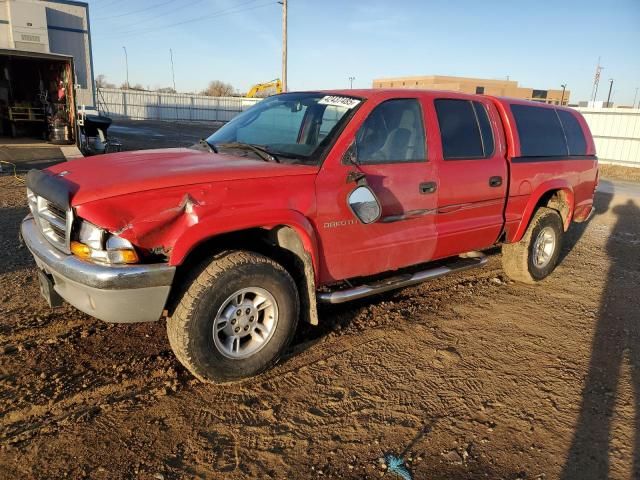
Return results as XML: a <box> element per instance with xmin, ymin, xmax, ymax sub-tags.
<box><xmin>1</xmin><ymin>123</ymin><xmax>639</xmax><ymax>479</ymax></box>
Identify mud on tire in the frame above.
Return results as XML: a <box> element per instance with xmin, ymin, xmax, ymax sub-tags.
<box><xmin>167</xmin><ymin>250</ymin><xmax>299</xmax><ymax>383</ymax></box>
<box><xmin>501</xmin><ymin>207</ymin><xmax>564</xmax><ymax>284</ymax></box>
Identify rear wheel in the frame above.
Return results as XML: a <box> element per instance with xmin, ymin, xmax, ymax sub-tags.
<box><xmin>167</xmin><ymin>250</ymin><xmax>299</xmax><ymax>383</ymax></box>
<box><xmin>501</xmin><ymin>207</ymin><xmax>564</xmax><ymax>284</ymax></box>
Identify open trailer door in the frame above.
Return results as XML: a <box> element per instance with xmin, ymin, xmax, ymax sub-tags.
<box><xmin>0</xmin><ymin>48</ymin><xmax>78</xmax><ymax>145</ymax></box>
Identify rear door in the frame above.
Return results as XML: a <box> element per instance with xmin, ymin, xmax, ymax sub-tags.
<box><xmin>429</xmin><ymin>95</ymin><xmax>508</xmax><ymax>258</ymax></box>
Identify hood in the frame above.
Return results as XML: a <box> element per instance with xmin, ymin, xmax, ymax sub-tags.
<box><xmin>46</xmin><ymin>148</ymin><xmax>318</xmax><ymax>205</ymax></box>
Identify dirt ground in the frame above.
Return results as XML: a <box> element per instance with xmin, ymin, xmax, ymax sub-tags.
<box><xmin>1</xmin><ymin>133</ymin><xmax>640</xmax><ymax>479</ymax></box>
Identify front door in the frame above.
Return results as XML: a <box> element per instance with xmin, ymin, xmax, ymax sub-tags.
<box><xmin>314</xmin><ymin>97</ymin><xmax>438</xmax><ymax>283</ymax></box>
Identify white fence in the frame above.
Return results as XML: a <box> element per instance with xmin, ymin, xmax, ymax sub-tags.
<box><xmin>96</xmin><ymin>88</ymin><xmax>261</xmax><ymax>122</ymax></box>
<box><xmin>577</xmin><ymin>108</ymin><xmax>640</xmax><ymax>168</ymax></box>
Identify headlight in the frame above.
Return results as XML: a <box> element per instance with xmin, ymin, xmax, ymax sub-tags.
<box><xmin>71</xmin><ymin>220</ymin><xmax>139</xmax><ymax>265</ymax></box>
<box><xmin>78</xmin><ymin>220</ymin><xmax>104</xmax><ymax>250</ymax></box>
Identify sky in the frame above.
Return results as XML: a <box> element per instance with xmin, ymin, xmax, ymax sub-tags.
<box><xmin>88</xmin><ymin>0</ymin><xmax>640</xmax><ymax>105</ymax></box>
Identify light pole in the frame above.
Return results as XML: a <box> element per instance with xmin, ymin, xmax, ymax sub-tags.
<box><xmin>349</xmin><ymin>76</ymin><xmax>355</xmax><ymax>89</ymax></box>
<box><xmin>122</xmin><ymin>46</ymin><xmax>129</xmax><ymax>89</ymax></box>
<box><xmin>277</xmin><ymin>0</ymin><xmax>287</xmax><ymax>92</ymax></box>
<box><xmin>606</xmin><ymin>78</ymin><xmax>614</xmax><ymax>107</ymax></box>
<box><xmin>560</xmin><ymin>84</ymin><xmax>566</xmax><ymax>105</ymax></box>
<box><xmin>633</xmin><ymin>87</ymin><xmax>639</xmax><ymax>109</ymax></box>
<box><xmin>170</xmin><ymin>48</ymin><xmax>176</xmax><ymax>92</ymax></box>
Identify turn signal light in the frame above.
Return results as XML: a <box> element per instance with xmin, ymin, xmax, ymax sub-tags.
<box><xmin>113</xmin><ymin>249</ymin><xmax>139</xmax><ymax>264</ymax></box>
<box><xmin>70</xmin><ymin>241</ymin><xmax>91</xmax><ymax>260</ymax></box>
<box><xmin>70</xmin><ymin>241</ymin><xmax>139</xmax><ymax>265</ymax></box>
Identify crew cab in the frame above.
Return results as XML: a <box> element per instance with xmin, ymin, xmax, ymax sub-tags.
<box><xmin>21</xmin><ymin>89</ymin><xmax>598</xmax><ymax>383</ymax></box>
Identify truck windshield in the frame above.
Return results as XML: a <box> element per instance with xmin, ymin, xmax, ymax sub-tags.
<box><xmin>206</xmin><ymin>92</ymin><xmax>362</xmax><ymax>164</ymax></box>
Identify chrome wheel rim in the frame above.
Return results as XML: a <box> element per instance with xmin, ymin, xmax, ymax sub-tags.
<box><xmin>532</xmin><ymin>226</ymin><xmax>556</xmax><ymax>268</ymax></box>
<box><xmin>213</xmin><ymin>287</ymin><xmax>278</xmax><ymax>359</ymax></box>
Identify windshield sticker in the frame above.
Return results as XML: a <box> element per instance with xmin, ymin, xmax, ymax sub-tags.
<box><xmin>318</xmin><ymin>95</ymin><xmax>361</xmax><ymax>109</ymax></box>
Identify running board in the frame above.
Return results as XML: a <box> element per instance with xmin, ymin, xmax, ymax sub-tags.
<box><xmin>317</xmin><ymin>252</ymin><xmax>487</xmax><ymax>304</ymax></box>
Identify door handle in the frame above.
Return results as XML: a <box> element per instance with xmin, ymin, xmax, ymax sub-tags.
<box><xmin>419</xmin><ymin>181</ymin><xmax>437</xmax><ymax>194</ymax></box>
<box><xmin>489</xmin><ymin>176</ymin><xmax>503</xmax><ymax>187</ymax></box>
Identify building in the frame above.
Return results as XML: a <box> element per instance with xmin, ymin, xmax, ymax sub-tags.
<box><xmin>372</xmin><ymin>75</ymin><xmax>569</xmax><ymax>106</ymax></box>
<box><xmin>0</xmin><ymin>0</ymin><xmax>94</xmax><ymax>106</ymax></box>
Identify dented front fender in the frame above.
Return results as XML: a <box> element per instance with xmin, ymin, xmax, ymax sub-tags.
<box><xmin>73</xmin><ymin>175</ymin><xmax>319</xmax><ymax>276</ymax></box>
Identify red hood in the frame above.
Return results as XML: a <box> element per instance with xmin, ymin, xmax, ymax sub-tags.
<box><xmin>46</xmin><ymin>148</ymin><xmax>318</xmax><ymax>205</ymax></box>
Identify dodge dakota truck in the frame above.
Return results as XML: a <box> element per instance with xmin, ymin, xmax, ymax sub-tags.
<box><xmin>21</xmin><ymin>89</ymin><xmax>598</xmax><ymax>383</ymax></box>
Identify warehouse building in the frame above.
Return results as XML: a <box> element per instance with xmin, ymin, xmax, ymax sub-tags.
<box><xmin>0</xmin><ymin>0</ymin><xmax>94</xmax><ymax>106</ymax></box>
<box><xmin>373</xmin><ymin>75</ymin><xmax>570</xmax><ymax>105</ymax></box>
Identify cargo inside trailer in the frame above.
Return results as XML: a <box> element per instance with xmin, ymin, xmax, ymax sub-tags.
<box><xmin>0</xmin><ymin>50</ymin><xmax>76</xmax><ymax>144</ymax></box>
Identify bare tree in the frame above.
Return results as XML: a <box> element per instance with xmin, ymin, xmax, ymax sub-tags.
<box><xmin>201</xmin><ymin>80</ymin><xmax>235</xmax><ymax>97</ymax></box>
<box><xmin>120</xmin><ymin>83</ymin><xmax>146</xmax><ymax>91</ymax></box>
<box><xmin>95</xmin><ymin>74</ymin><xmax>115</xmax><ymax>89</ymax></box>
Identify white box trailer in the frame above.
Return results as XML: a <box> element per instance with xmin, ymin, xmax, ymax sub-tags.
<box><xmin>0</xmin><ymin>0</ymin><xmax>94</xmax><ymax>107</ymax></box>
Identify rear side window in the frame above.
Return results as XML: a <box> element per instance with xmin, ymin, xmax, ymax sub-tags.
<box><xmin>435</xmin><ymin>99</ymin><xmax>494</xmax><ymax>159</ymax></box>
<box><xmin>557</xmin><ymin>110</ymin><xmax>587</xmax><ymax>155</ymax></box>
<box><xmin>511</xmin><ymin>104</ymin><xmax>568</xmax><ymax>157</ymax></box>
<box><xmin>473</xmin><ymin>101</ymin><xmax>494</xmax><ymax>157</ymax></box>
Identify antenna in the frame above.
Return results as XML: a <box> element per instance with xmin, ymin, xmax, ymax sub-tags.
<box><xmin>591</xmin><ymin>57</ymin><xmax>603</xmax><ymax>102</ymax></box>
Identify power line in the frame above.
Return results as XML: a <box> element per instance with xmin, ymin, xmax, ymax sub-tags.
<box><xmin>93</xmin><ymin>0</ymin><xmax>176</xmax><ymax>20</ymax></box>
<box><xmin>94</xmin><ymin>0</ymin><xmax>274</xmax><ymax>39</ymax></box>
<box><xmin>91</xmin><ymin>0</ymin><xmax>130</xmax><ymax>11</ymax></box>
<box><xmin>104</xmin><ymin>0</ymin><xmax>209</xmax><ymax>31</ymax></box>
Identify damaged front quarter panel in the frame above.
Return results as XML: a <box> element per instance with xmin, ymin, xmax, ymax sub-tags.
<box><xmin>74</xmin><ymin>185</ymin><xmax>228</xmax><ymax>255</ymax></box>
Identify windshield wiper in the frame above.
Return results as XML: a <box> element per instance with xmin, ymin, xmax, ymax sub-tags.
<box><xmin>214</xmin><ymin>142</ymin><xmax>279</xmax><ymax>163</ymax></box>
<box><xmin>199</xmin><ymin>138</ymin><xmax>218</xmax><ymax>153</ymax></box>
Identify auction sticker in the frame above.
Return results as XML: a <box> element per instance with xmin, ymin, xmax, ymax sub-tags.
<box><xmin>318</xmin><ymin>95</ymin><xmax>361</xmax><ymax>109</ymax></box>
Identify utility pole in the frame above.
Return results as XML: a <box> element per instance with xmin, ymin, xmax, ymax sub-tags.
<box><xmin>170</xmin><ymin>48</ymin><xmax>176</xmax><ymax>91</ymax></box>
<box><xmin>122</xmin><ymin>46</ymin><xmax>129</xmax><ymax>89</ymax></box>
<box><xmin>633</xmin><ymin>87</ymin><xmax>638</xmax><ymax>109</ymax></box>
<box><xmin>278</xmin><ymin>0</ymin><xmax>287</xmax><ymax>92</ymax></box>
<box><xmin>349</xmin><ymin>76</ymin><xmax>355</xmax><ymax>89</ymax></box>
<box><xmin>560</xmin><ymin>84</ymin><xmax>566</xmax><ymax>105</ymax></box>
<box><xmin>606</xmin><ymin>78</ymin><xmax>614</xmax><ymax>107</ymax></box>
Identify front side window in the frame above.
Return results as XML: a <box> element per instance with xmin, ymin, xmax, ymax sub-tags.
<box><xmin>207</xmin><ymin>92</ymin><xmax>361</xmax><ymax>164</ymax></box>
<box><xmin>355</xmin><ymin>98</ymin><xmax>426</xmax><ymax>164</ymax></box>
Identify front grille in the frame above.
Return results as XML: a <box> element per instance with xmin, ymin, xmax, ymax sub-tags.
<box><xmin>27</xmin><ymin>188</ymin><xmax>73</xmax><ymax>253</ymax></box>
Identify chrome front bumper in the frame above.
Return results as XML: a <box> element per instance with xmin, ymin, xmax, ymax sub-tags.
<box><xmin>21</xmin><ymin>216</ymin><xmax>176</xmax><ymax>323</ymax></box>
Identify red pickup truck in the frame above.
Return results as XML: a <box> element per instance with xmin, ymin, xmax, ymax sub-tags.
<box><xmin>21</xmin><ymin>89</ymin><xmax>597</xmax><ymax>382</ymax></box>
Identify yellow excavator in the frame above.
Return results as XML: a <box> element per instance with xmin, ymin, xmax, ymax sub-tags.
<box><xmin>246</xmin><ymin>79</ymin><xmax>283</xmax><ymax>98</ymax></box>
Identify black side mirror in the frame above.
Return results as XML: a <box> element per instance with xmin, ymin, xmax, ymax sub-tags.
<box><xmin>342</xmin><ymin>141</ymin><xmax>358</xmax><ymax>166</ymax></box>
<box><xmin>348</xmin><ymin>186</ymin><xmax>381</xmax><ymax>224</ymax></box>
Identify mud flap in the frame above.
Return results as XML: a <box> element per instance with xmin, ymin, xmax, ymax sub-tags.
<box><xmin>37</xmin><ymin>270</ymin><xmax>64</xmax><ymax>308</ymax></box>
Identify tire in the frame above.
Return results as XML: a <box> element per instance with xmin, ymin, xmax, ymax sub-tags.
<box><xmin>167</xmin><ymin>250</ymin><xmax>299</xmax><ymax>383</ymax></box>
<box><xmin>501</xmin><ymin>207</ymin><xmax>564</xmax><ymax>284</ymax></box>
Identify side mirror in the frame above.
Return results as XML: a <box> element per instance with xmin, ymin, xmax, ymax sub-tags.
<box><xmin>348</xmin><ymin>186</ymin><xmax>381</xmax><ymax>224</ymax></box>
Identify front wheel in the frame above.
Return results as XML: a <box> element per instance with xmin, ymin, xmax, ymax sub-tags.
<box><xmin>167</xmin><ymin>250</ymin><xmax>299</xmax><ymax>383</ymax></box>
<box><xmin>501</xmin><ymin>207</ymin><xmax>564</xmax><ymax>284</ymax></box>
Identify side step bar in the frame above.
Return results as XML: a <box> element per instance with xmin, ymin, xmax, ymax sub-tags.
<box><xmin>317</xmin><ymin>252</ymin><xmax>487</xmax><ymax>304</ymax></box>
